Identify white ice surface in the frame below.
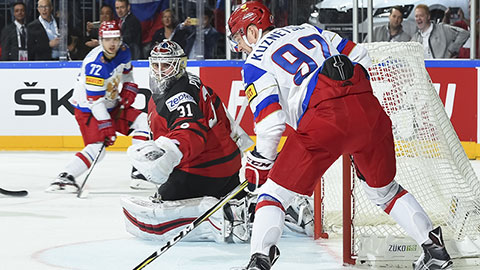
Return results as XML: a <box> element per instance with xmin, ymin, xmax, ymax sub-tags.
<box><xmin>0</xmin><ymin>151</ymin><xmax>478</xmax><ymax>270</ymax></box>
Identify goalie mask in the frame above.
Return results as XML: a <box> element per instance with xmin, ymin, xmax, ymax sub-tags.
<box><xmin>98</xmin><ymin>20</ymin><xmax>122</xmax><ymax>58</ymax></box>
<box><xmin>149</xmin><ymin>40</ymin><xmax>187</xmax><ymax>95</ymax></box>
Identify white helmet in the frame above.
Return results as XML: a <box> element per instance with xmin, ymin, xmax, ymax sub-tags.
<box><xmin>149</xmin><ymin>40</ymin><xmax>187</xmax><ymax>95</ymax></box>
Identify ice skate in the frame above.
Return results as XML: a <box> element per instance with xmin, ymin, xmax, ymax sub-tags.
<box><xmin>413</xmin><ymin>227</ymin><xmax>453</xmax><ymax>270</ymax></box>
<box><xmin>231</xmin><ymin>246</ymin><xmax>280</xmax><ymax>270</ymax></box>
<box><xmin>246</xmin><ymin>245</ymin><xmax>280</xmax><ymax>270</ymax></box>
<box><xmin>46</xmin><ymin>172</ymin><xmax>79</xmax><ymax>193</ymax></box>
<box><xmin>130</xmin><ymin>167</ymin><xmax>156</xmax><ymax>190</ymax></box>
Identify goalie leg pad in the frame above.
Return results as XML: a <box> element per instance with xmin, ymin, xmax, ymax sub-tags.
<box><xmin>121</xmin><ymin>196</ymin><xmax>227</xmax><ymax>243</ymax></box>
<box><xmin>284</xmin><ymin>195</ymin><xmax>315</xmax><ymax>237</ymax></box>
<box><xmin>224</xmin><ymin>197</ymin><xmax>253</xmax><ymax>243</ymax></box>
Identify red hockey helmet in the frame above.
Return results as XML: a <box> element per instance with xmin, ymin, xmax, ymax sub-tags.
<box><xmin>227</xmin><ymin>1</ymin><xmax>274</xmax><ymax>51</ymax></box>
<box><xmin>98</xmin><ymin>20</ymin><xmax>121</xmax><ymax>39</ymax></box>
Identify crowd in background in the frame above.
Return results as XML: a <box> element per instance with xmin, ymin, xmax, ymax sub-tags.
<box><xmin>367</xmin><ymin>3</ymin><xmax>478</xmax><ymax>59</ymax></box>
<box><xmin>0</xmin><ymin>0</ymin><xmax>478</xmax><ymax>61</ymax></box>
<box><xmin>0</xmin><ymin>0</ymin><xmax>230</xmax><ymax>61</ymax></box>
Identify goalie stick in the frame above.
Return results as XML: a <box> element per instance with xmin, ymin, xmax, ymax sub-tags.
<box><xmin>77</xmin><ymin>143</ymin><xmax>106</xmax><ymax>198</ymax></box>
<box><xmin>0</xmin><ymin>187</ymin><xmax>28</xmax><ymax>197</ymax></box>
<box><xmin>132</xmin><ymin>179</ymin><xmax>248</xmax><ymax>270</ymax></box>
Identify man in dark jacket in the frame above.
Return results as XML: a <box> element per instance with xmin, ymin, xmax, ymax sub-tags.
<box><xmin>27</xmin><ymin>0</ymin><xmax>60</xmax><ymax>60</ymax></box>
<box><xmin>115</xmin><ymin>0</ymin><xmax>142</xmax><ymax>59</ymax></box>
<box><xmin>1</xmin><ymin>2</ymin><xmax>28</xmax><ymax>60</ymax></box>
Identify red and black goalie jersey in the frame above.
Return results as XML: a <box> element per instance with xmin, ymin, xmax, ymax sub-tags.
<box><xmin>148</xmin><ymin>73</ymin><xmax>241</xmax><ymax>178</ymax></box>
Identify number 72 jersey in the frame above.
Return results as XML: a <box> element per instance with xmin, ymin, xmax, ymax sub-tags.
<box><xmin>70</xmin><ymin>45</ymin><xmax>134</xmax><ymax>112</ymax></box>
<box><xmin>242</xmin><ymin>23</ymin><xmax>371</xmax><ymax>159</ymax></box>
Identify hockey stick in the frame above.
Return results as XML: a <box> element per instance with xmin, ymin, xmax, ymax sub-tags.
<box><xmin>0</xmin><ymin>187</ymin><xmax>28</xmax><ymax>197</ymax></box>
<box><xmin>77</xmin><ymin>143</ymin><xmax>106</xmax><ymax>198</ymax></box>
<box><xmin>235</xmin><ymin>96</ymin><xmax>249</xmax><ymax>127</ymax></box>
<box><xmin>132</xmin><ymin>179</ymin><xmax>248</xmax><ymax>270</ymax></box>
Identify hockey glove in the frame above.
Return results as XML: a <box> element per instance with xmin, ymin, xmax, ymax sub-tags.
<box><xmin>127</xmin><ymin>137</ymin><xmax>183</xmax><ymax>185</ymax></box>
<box><xmin>98</xmin><ymin>119</ymin><xmax>116</xmax><ymax>146</ymax></box>
<box><xmin>245</xmin><ymin>150</ymin><xmax>274</xmax><ymax>192</ymax></box>
<box><xmin>119</xmin><ymin>82</ymin><xmax>138</xmax><ymax>108</ymax></box>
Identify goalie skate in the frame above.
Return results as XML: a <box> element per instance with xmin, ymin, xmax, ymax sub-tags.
<box><xmin>46</xmin><ymin>172</ymin><xmax>79</xmax><ymax>193</ymax></box>
<box><xmin>129</xmin><ymin>167</ymin><xmax>156</xmax><ymax>190</ymax></box>
<box><xmin>413</xmin><ymin>227</ymin><xmax>453</xmax><ymax>270</ymax></box>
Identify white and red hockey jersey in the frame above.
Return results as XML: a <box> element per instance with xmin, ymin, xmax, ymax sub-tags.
<box><xmin>70</xmin><ymin>44</ymin><xmax>134</xmax><ymax>112</ymax></box>
<box><xmin>242</xmin><ymin>23</ymin><xmax>371</xmax><ymax>160</ymax></box>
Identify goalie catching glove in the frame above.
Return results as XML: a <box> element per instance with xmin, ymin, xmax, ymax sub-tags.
<box><xmin>245</xmin><ymin>149</ymin><xmax>274</xmax><ymax>192</ymax></box>
<box><xmin>127</xmin><ymin>136</ymin><xmax>183</xmax><ymax>185</ymax></box>
<box><xmin>119</xmin><ymin>82</ymin><xmax>139</xmax><ymax>108</ymax></box>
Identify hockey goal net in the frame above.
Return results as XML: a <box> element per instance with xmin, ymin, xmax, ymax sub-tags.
<box><xmin>314</xmin><ymin>42</ymin><xmax>480</xmax><ymax>265</ymax></box>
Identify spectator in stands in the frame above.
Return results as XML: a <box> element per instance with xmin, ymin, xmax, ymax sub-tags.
<box><xmin>365</xmin><ymin>6</ymin><xmax>411</xmax><ymax>42</ymax></box>
<box><xmin>67</xmin><ymin>28</ymin><xmax>87</xmax><ymax>60</ymax></box>
<box><xmin>442</xmin><ymin>3</ymin><xmax>480</xmax><ymax>59</ymax></box>
<box><xmin>214</xmin><ymin>0</ymin><xmax>226</xmax><ymax>34</ymax></box>
<box><xmin>84</xmin><ymin>4</ymin><xmax>114</xmax><ymax>51</ymax></box>
<box><xmin>411</xmin><ymin>4</ymin><xmax>469</xmax><ymax>59</ymax></box>
<box><xmin>115</xmin><ymin>0</ymin><xmax>142</xmax><ymax>59</ymax></box>
<box><xmin>27</xmin><ymin>0</ymin><xmax>60</xmax><ymax>60</ymax></box>
<box><xmin>148</xmin><ymin>9</ymin><xmax>190</xmax><ymax>55</ymax></box>
<box><xmin>1</xmin><ymin>2</ymin><xmax>29</xmax><ymax>60</ymax></box>
<box><xmin>184</xmin><ymin>8</ymin><xmax>221</xmax><ymax>59</ymax></box>
<box><xmin>442</xmin><ymin>7</ymin><xmax>469</xmax><ymax>30</ymax></box>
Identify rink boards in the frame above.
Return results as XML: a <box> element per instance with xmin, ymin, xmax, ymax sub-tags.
<box><xmin>1</xmin><ymin>59</ymin><xmax>480</xmax><ymax>158</ymax></box>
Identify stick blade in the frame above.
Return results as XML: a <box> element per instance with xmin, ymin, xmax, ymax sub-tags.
<box><xmin>0</xmin><ymin>188</ymin><xmax>28</xmax><ymax>197</ymax></box>
<box><xmin>77</xmin><ymin>189</ymin><xmax>89</xmax><ymax>199</ymax></box>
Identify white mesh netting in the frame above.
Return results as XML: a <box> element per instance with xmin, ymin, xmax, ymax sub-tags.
<box><xmin>320</xmin><ymin>42</ymin><xmax>480</xmax><ymax>262</ymax></box>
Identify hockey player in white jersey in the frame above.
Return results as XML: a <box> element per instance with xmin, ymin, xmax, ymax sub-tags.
<box><xmin>227</xmin><ymin>2</ymin><xmax>452</xmax><ymax>270</ymax></box>
<box><xmin>47</xmin><ymin>20</ymin><xmax>152</xmax><ymax>193</ymax></box>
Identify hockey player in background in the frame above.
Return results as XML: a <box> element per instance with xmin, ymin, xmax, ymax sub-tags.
<box><xmin>47</xmin><ymin>20</ymin><xmax>152</xmax><ymax>193</ymax></box>
<box><xmin>227</xmin><ymin>2</ymin><xmax>452</xmax><ymax>270</ymax></box>
<box><xmin>122</xmin><ymin>40</ymin><xmax>252</xmax><ymax>243</ymax></box>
